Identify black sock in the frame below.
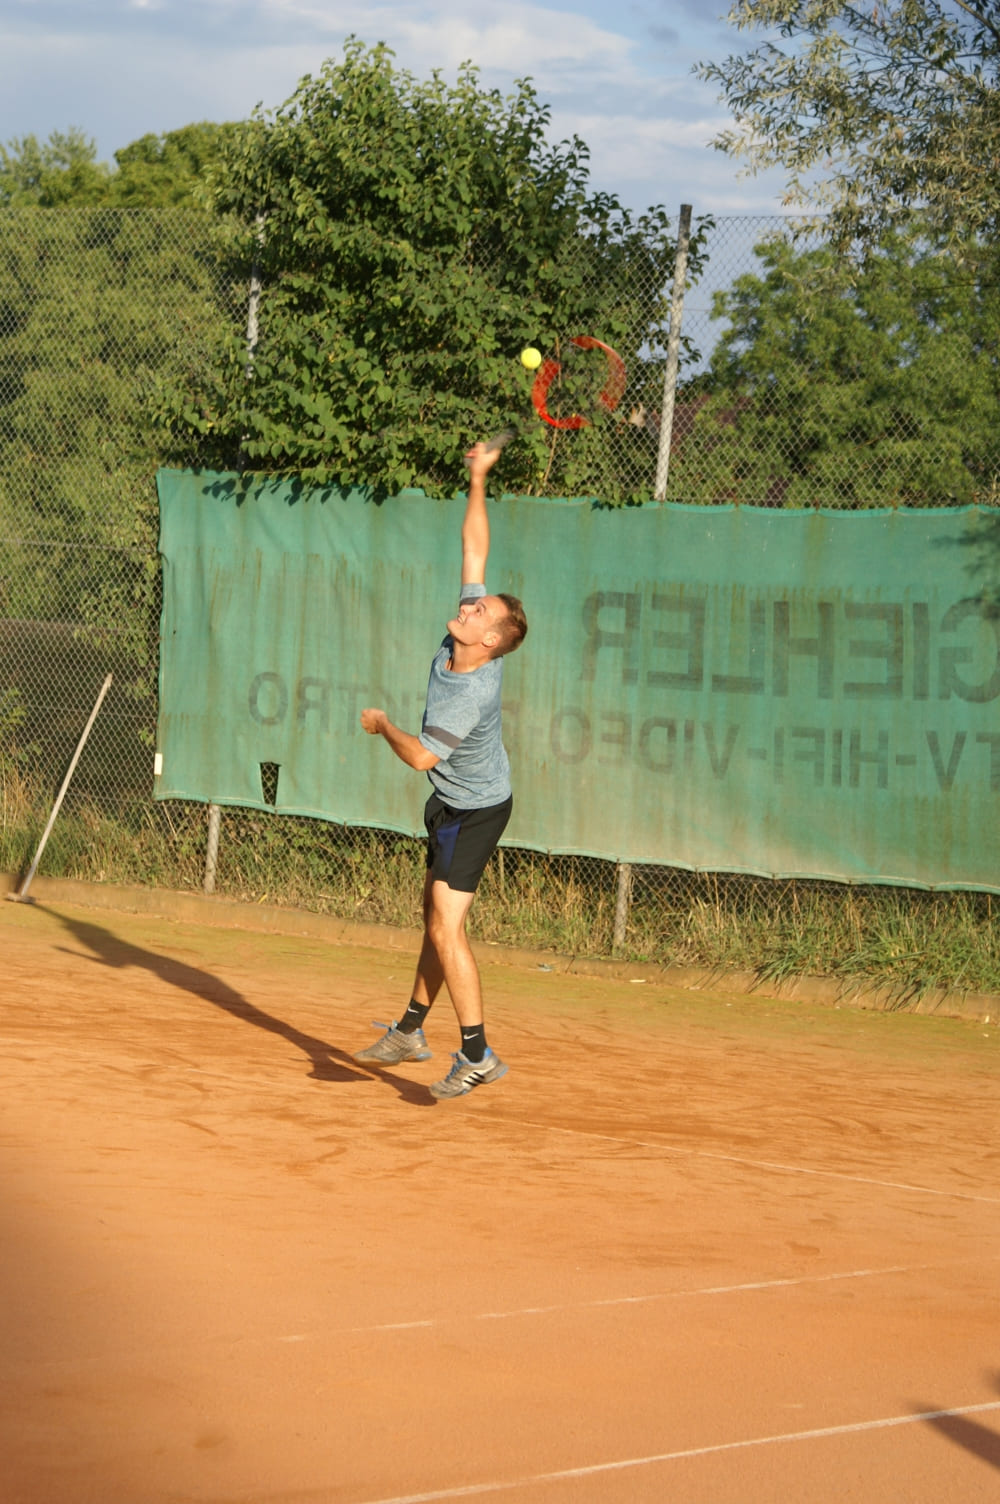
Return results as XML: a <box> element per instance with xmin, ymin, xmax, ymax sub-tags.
<box><xmin>397</xmin><ymin>999</ymin><xmax>430</xmax><ymax>1035</ymax></box>
<box><xmin>460</xmin><ymin>1025</ymin><xmax>487</xmax><ymax>1063</ymax></box>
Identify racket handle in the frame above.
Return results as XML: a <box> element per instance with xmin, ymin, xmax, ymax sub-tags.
<box><xmin>465</xmin><ymin>429</ymin><xmax>515</xmax><ymax>465</ymax></box>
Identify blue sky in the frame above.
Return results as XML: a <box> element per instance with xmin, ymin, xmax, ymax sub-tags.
<box><xmin>1</xmin><ymin>0</ymin><xmax>791</xmax><ymax>215</ymax></box>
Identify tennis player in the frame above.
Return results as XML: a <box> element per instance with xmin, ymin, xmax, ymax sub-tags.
<box><xmin>355</xmin><ymin>440</ymin><xmax>527</xmax><ymax>1098</ymax></box>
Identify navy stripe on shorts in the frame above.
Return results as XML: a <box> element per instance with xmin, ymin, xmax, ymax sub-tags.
<box><xmin>423</xmin><ymin>791</ymin><xmax>513</xmax><ymax>893</ymax></box>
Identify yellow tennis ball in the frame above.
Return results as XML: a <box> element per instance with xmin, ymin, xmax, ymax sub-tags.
<box><xmin>520</xmin><ymin>346</ymin><xmax>542</xmax><ymax>370</ymax></box>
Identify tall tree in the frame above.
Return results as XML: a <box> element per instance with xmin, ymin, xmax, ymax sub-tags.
<box><xmin>109</xmin><ymin>123</ymin><xmax>238</xmax><ymax>207</ymax></box>
<box><xmin>158</xmin><ymin>40</ymin><xmax>701</xmax><ymax>500</ymax></box>
<box><xmin>0</xmin><ymin>123</ymin><xmax>235</xmax><ymax>208</ymax></box>
<box><xmin>698</xmin><ymin>1</ymin><xmax>1000</xmax><ymax>252</ymax></box>
<box><xmin>667</xmin><ymin>230</ymin><xmax>1000</xmax><ymax>507</ymax></box>
<box><xmin>0</xmin><ymin>203</ymin><xmax>238</xmax><ymax>655</ymax></box>
<box><xmin>0</xmin><ymin>129</ymin><xmax>109</xmax><ymax>207</ymax></box>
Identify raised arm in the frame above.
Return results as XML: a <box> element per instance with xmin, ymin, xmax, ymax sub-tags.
<box><xmin>461</xmin><ymin>442</ymin><xmax>502</xmax><ymax>587</ymax></box>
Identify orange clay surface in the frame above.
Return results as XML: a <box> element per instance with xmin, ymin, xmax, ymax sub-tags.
<box><xmin>1</xmin><ymin>895</ymin><xmax>999</xmax><ymax>1504</ymax></box>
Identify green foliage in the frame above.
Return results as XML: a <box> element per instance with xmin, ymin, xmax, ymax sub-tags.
<box><xmin>0</xmin><ymin>685</ymin><xmax>35</xmax><ymax>794</ymax></box>
<box><xmin>669</xmin><ymin>231</ymin><xmax>1000</xmax><ymax>506</ymax></box>
<box><xmin>0</xmin><ymin>123</ymin><xmax>235</xmax><ymax>209</ymax></box>
<box><xmin>0</xmin><ymin>129</ymin><xmax>110</xmax><ymax>207</ymax></box>
<box><xmin>109</xmin><ymin>123</ymin><xmax>240</xmax><ymax>207</ymax></box>
<box><xmin>0</xmin><ymin>207</ymin><xmax>238</xmax><ymax>696</ymax></box>
<box><xmin>155</xmin><ymin>40</ymin><xmax>702</xmax><ymax>500</ymax></box>
<box><xmin>698</xmin><ymin>1</ymin><xmax>1000</xmax><ymax>252</ymax></box>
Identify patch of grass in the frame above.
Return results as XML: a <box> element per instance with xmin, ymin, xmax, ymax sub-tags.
<box><xmin>214</xmin><ymin>812</ymin><xmax>426</xmax><ymax>927</ymax></box>
<box><xmin>3</xmin><ymin>795</ymin><xmax>999</xmax><ymax>1001</ymax></box>
<box><xmin>0</xmin><ymin>756</ymin><xmax>46</xmax><ymax>875</ymax></box>
<box><xmin>473</xmin><ymin>849</ymin><xmax>616</xmax><ymax>956</ymax></box>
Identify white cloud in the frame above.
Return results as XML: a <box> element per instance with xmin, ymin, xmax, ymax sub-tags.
<box><xmin>0</xmin><ymin>0</ymin><xmax>793</xmax><ymax>215</ymax></box>
<box><xmin>391</xmin><ymin>8</ymin><xmax>633</xmax><ymax>72</ymax></box>
<box><xmin>556</xmin><ymin>109</ymin><xmax>789</xmax><ymax>212</ymax></box>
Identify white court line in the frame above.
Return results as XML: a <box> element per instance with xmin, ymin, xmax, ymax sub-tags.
<box><xmin>358</xmin><ymin>1263</ymin><xmax>925</xmax><ymax>1334</ymax></box>
<box><xmin>16</xmin><ymin>1264</ymin><xmax>930</xmax><ymax>1374</ymax></box>
<box><xmin>356</xmin><ymin>1401</ymin><xmax>1000</xmax><ymax>1504</ymax></box>
<box><xmin>521</xmin><ymin>1120</ymin><xmax>1000</xmax><ymax>1205</ymax></box>
<box><xmin>24</xmin><ymin>1258</ymin><xmax>1000</xmax><ymax>1375</ymax></box>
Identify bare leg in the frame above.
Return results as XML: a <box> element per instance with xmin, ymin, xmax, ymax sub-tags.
<box><xmin>408</xmin><ymin>870</ymin><xmax>446</xmax><ymax>1007</ymax></box>
<box><xmin>423</xmin><ymin>878</ymin><xmax>482</xmax><ymax>1027</ymax></box>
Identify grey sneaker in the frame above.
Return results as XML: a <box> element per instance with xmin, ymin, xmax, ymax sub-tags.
<box><xmin>354</xmin><ymin>1021</ymin><xmax>432</xmax><ymax>1065</ymax></box>
<box><xmin>429</xmin><ymin>1047</ymin><xmax>507</xmax><ymax>1099</ymax></box>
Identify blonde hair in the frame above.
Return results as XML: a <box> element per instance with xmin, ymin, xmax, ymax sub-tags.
<box><xmin>491</xmin><ymin>593</ymin><xmax>528</xmax><ymax>657</ymax></box>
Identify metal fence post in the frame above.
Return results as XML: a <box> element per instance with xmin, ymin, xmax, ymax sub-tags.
<box><xmin>613</xmin><ymin>861</ymin><xmax>632</xmax><ymax>951</ymax></box>
<box><xmin>653</xmin><ymin>204</ymin><xmax>693</xmax><ymax>502</ymax></box>
<box><xmin>204</xmin><ymin>803</ymin><xmax>221</xmax><ymax>895</ymax></box>
<box><xmin>203</xmin><ymin>213</ymin><xmax>265</xmax><ymax>896</ymax></box>
<box><xmin>245</xmin><ymin>214</ymin><xmax>264</xmax><ymax>371</ymax></box>
<box><xmin>236</xmin><ymin>211</ymin><xmax>264</xmax><ymax>469</ymax></box>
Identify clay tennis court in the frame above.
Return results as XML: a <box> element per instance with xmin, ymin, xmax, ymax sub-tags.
<box><xmin>2</xmin><ymin>887</ymin><xmax>998</xmax><ymax>1503</ymax></box>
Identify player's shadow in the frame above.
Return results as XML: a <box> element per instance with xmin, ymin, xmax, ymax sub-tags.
<box><xmin>42</xmin><ymin>908</ymin><xmax>435</xmax><ymax>1107</ymax></box>
<box><xmin>913</xmin><ymin>1370</ymin><xmax>1000</xmax><ymax>1472</ymax></box>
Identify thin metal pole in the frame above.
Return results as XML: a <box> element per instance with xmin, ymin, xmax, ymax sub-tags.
<box><xmin>204</xmin><ymin>803</ymin><xmax>222</xmax><ymax>895</ymax></box>
<box><xmin>206</xmin><ymin>211</ymin><xmax>264</xmax><ymax>894</ymax></box>
<box><xmin>236</xmin><ymin>211</ymin><xmax>264</xmax><ymax>474</ymax></box>
<box><xmin>613</xmin><ymin>862</ymin><xmax>633</xmax><ymax>951</ymax></box>
<box><xmin>9</xmin><ymin>674</ymin><xmax>113</xmax><ymax>903</ymax></box>
<box><xmin>245</xmin><ymin>215</ymin><xmax>264</xmax><ymax>374</ymax></box>
<box><xmin>654</xmin><ymin>204</ymin><xmax>693</xmax><ymax>502</ymax></box>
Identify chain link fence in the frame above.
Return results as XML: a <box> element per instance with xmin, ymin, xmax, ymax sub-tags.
<box><xmin>2</xmin><ymin>207</ymin><xmax>998</xmax><ymax>991</ymax></box>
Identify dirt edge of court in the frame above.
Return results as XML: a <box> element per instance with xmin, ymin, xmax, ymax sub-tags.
<box><xmin>4</xmin><ymin>868</ymin><xmax>996</xmax><ymax>1022</ymax></box>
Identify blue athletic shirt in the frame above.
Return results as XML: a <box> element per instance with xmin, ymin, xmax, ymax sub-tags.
<box><xmin>418</xmin><ymin>583</ymin><xmax>511</xmax><ymax>809</ymax></box>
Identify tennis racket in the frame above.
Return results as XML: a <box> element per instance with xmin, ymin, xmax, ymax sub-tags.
<box><xmin>482</xmin><ymin>335</ymin><xmax>626</xmax><ymax>453</ymax></box>
<box><xmin>531</xmin><ymin>336</ymin><xmax>626</xmax><ymax>431</ymax></box>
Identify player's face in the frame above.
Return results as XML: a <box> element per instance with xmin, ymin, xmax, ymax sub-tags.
<box><xmin>448</xmin><ymin>595</ymin><xmax>508</xmax><ymax>649</ymax></box>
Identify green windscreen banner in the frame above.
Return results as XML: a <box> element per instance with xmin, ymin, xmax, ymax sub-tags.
<box><xmin>156</xmin><ymin>468</ymin><xmax>1000</xmax><ymax>891</ymax></box>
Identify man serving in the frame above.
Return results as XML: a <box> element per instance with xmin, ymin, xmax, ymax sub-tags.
<box><xmin>356</xmin><ymin>440</ymin><xmax>528</xmax><ymax>1099</ymax></box>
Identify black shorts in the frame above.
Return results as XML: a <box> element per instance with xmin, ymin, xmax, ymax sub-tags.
<box><xmin>424</xmin><ymin>791</ymin><xmax>513</xmax><ymax>893</ymax></box>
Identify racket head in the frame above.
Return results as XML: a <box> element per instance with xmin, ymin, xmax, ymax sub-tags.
<box><xmin>531</xmin><ymin>336</ymin><xmax>626</xmax><ymax>431</ymax></box>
